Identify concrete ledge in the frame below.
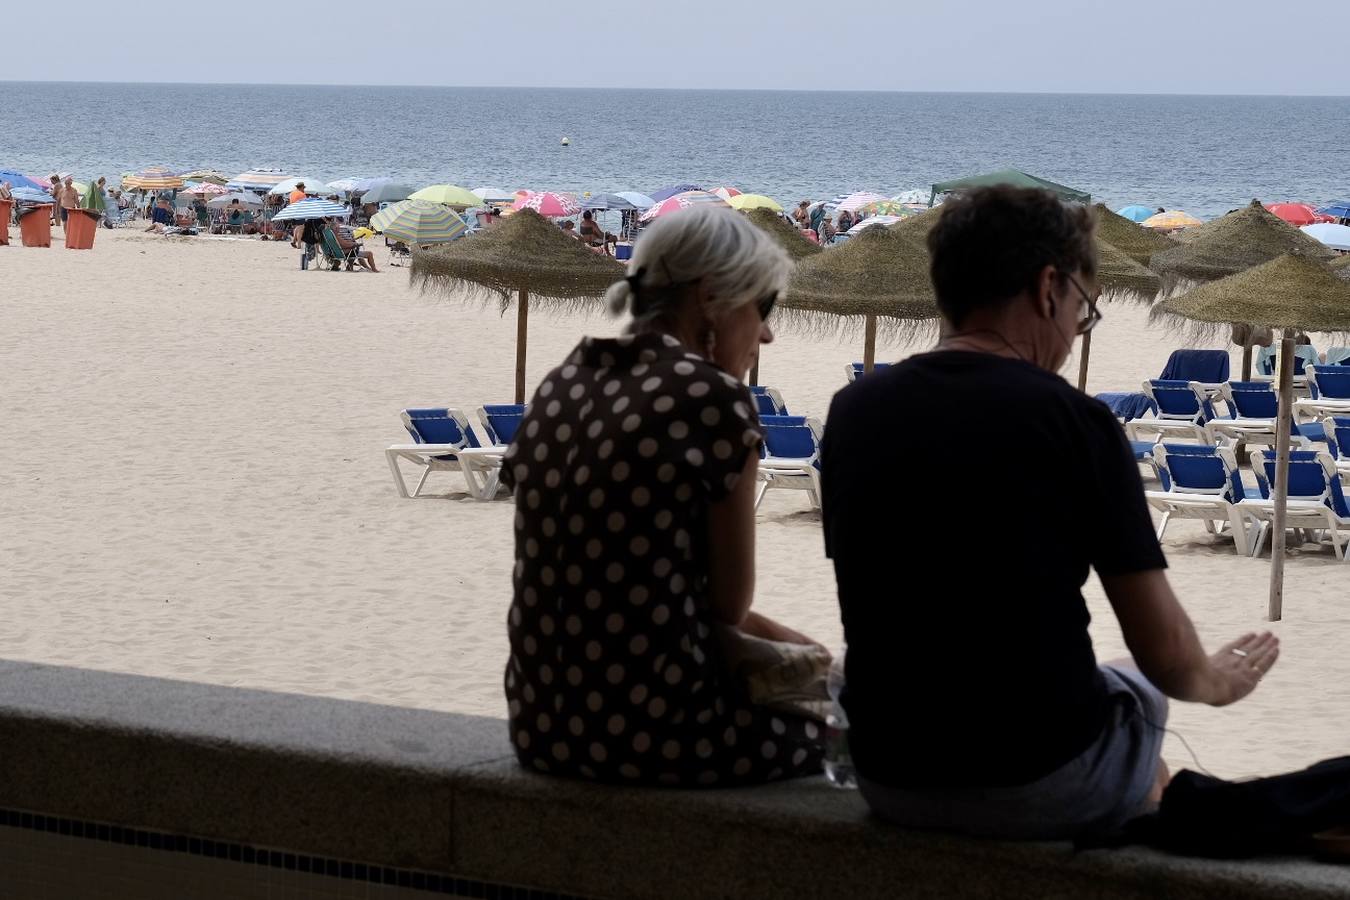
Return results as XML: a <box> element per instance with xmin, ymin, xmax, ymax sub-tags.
<box><xmin>1</xmin><ymin>659</ymin><xmax>1346</xmax><ymax>899</ymax></box>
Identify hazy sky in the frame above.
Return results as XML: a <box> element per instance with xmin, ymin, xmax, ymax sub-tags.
<box><xmin>4</xmin><ymin>0</ymin><xmax>1347</xmax><ymax>94</ymax></box>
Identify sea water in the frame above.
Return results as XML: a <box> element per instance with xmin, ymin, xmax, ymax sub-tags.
<box><xmin>1</xmin><ymin>82</ymin><xmax>1347</xmax><ymax>218</ymax></box>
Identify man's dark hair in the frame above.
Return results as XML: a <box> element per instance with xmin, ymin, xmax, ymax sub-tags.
<box><xmin>582</xmin><ymin>210</ymin><xmax>593</xmax><ymax>220</ymax></box>
<box><xmin>926</xmin><ymin>186</ymin><xmax>1096</xmax><ymax>328</ymax></box>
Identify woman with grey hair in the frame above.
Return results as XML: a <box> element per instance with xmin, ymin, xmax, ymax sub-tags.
<box><xmin>501</xmin><ymin>206</ymin><xmax>825</xmax><ymax>786</ymax></box>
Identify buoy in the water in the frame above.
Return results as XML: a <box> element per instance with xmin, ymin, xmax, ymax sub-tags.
<box><xmin>560</xmin><ymin>137</ymin><xmax>570</xmax><ymax>146</ymax></box>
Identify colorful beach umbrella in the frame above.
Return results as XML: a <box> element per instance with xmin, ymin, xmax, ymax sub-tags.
<box><xmin>10</xmin><ymin>186</ymin><xmax>51</xmax><ymax>204</ymax></box>
<box><xmin>639</xmin><ymin>190</ymin><xmax>728</xmax><ymax>223</ymax></box>
<box><xmin>268</xmin><ymin>177</ymin><xmax>324</xmax><ymax>197</ymax></box>
<box><xmin>1116</xmin><ymin>205</ymin><xmax>1157</xmax><ymax>223</ymax></box>
<box><xmin>180</xmin><ymin>182</ymin><xmax>229</xmax><ymax>197</ymax></box>
<box><xmin>272</xmin><ymin>198</ymin><xmax>350</xmax><ymax>221</ymax></box>
<box><xmin>1141</xmin><ymin>209</ymin><xmax>1203</xmax><ymax>231</ymax></box>
<box><xmin>1265</xmin><ymin>202</ymin><xmax>1332</xmax><ymax>227</ymax></box>
<box><xmin>1300</xmin><ymin>222</ymin><xmax>1350</xmax><ymax>251</ymax></box>
<box><xmin>1317</xmin><ymin>200</ymin><xmax>1350</xmax><ymax>221</ymax></box>
<box><xmin>831</xmin><ymin>191</ymin><xmax>889</xmax><ymax>213</ymax></box>
<box><xmin>225</xmin><ymin>168</ymin><xmax>291</xmax><ymax>191</ymax></box>
<box><xmin>208</xmin><ymin>192</ymin><xmax>264</xmax><ymax>209</ymax></box>
<box><xmin>710</xmin><ymin>187</ymin><xmax>743</xmax><ymax>201</ymax></box>
<box><xmin>648</xmin><ymin>183</ymin><xmax>704</xmax><ymax>203</ymax></box>
<box><xmin>727</xmin><ymin>193</ymin><xmax>783</xmax><ymax>212</ymax></box>
<box><xmin>409</xmin><ymin>184</ymin><xmax>483</xmax><ymax>209</ymax></box>
<box><xmin>472</xmin><ymin>186</ymin><xmax>516</xmax><ymax>203</ymax></box>
<box><xmin>513</xmin><ymin>191</ymin><xmax>582</xmax><ymax>217</ymax></box>
<box><xmin>0</xmin><ymin>169</ymin><xmax>47</xmax><ymax>193</ymax></box>
<box><xmin>124</xmin><ymin>166</ymin><xmax>184</xmax><ymax>190</ymax></box>
<box><xmin>614</xmin><ymin>191</ymin><xmax>656</xmax><ymax>210</ymax></box>
<box><xmin>370</xmin><ymin>199</ymin><xmax>468</xmax><ymax>244</ymax></box>
<box><xmin>856</xmin><ymin>199</ymin><xmax>916</xmax><ymax>218</ymax></box>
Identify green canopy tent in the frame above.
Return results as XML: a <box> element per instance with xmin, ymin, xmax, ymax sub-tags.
<box><xmin>929</xmin><ymin>169</ymin><xmax>1090</xmax><ymax>208</ymax></box>
<box><xmin>1153</xmin><ymin>253</ymin><xmax>1350</xmax><ymax>620</ymax></box>
<box><xmin>411</xmin><ymin>209</ymin><xmax>625</xmax><ymax>403</ymax></box>
<box><xmin>1150</xmin><ymin>200</ymin><xmax>1336</xmax><ymax>378</ymax></box>
<box><xmin>784</xmin><ymin>226</ymin><xmax>938</xmax><ymax>375</ymax></box>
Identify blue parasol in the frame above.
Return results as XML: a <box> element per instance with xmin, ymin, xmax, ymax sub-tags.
<box><xmin>647</xmin><ymin>183</ymin><xmax>703</xmax><ymax>203</ymax></box>
<box><xmin>1317</xmin><ymin>200</ymin><xmax>1350</xmax><ymax>221</ymax></box>
<box><xmin>0</xmin><ymin>169</ymin><xmax>47</xmax><ymax>193</ymax></box>
<box><xmin>1117</xmin><ymin>205</ymin><xmax>1157</xmax><ymax>223</ymax></box>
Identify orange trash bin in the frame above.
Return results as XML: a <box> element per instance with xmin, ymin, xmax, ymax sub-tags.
<box><xmin>64</xmin><ymin>208</ymin><xmax>99</xmax><ymax>250</ymax></box>
<box><xmin>0</xmin><ymin>199</ymin><xmax>11</xmax><ymax>245</ymax></box>
<box><xmin>19</xmin><ymin>204</ymin><xmax>53</xmax><ymax>247</ymax></box>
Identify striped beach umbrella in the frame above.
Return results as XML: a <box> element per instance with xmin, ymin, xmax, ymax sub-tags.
<box><xmin>638</xmin><ymin>190</ymin><xmax>728</xmax><ymax>223</ymax></box>
<box><xmin>181</xmin><ymin>181</ymin><xmax>229</xmax><ymax>197</ymax></box>
<box><xmin>710</xmin><ymin>187</ymin><xmax>743</xmax><ymax>201</ymax></box>
<box><xmin>124</xmin><ymin>166</ymin><xmax>184</xmax><ymax>190</ymax></box>
<box><xmin>832</xmin><ymin>191</ymin><xmax>888</xmax><ymax>213</ymax></box>
<box><xmin>409</xmin><ymin>184</ymin><xmax>483</xmax><ymax>209</ymax></box>
<box><xmin>272</xmin><ymin>198</ymin><xmax>350</xmax><ymax>222</ymax></box>
<box><xmin>225</xmin><ymin>168</ymin><xmax>291</xmax><ymax>191</ymax></box>
<box><xmin>370</xmin><ymin>199</ymin><xmax>468</xmax><ymax>244</ymax></box>
<box><xmin>513</xmin><ymin>191</ymin><xmax>582</xmax><ymax>217</ymax></box>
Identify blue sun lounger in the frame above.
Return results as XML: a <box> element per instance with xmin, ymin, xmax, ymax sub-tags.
<box><xmin>1243</xmin><ymin>450</ymin><xmax>1350</xmax><ymax>562</ymax></box>
<box><xmin>1209</xmin><ymin>381</ymin><xmax>1316</xmax><ymax>448</ymax></box>
<box><xmin>1144</xmin><ymin>444</ymin><xmax>1260</xmax><ymax>555</ymax></box>
<box><xmin>755</xmin><ymin>415</ymin><xmax>823</xmax><ymax>510</ymax></box>
<box><xmin>750</xmin><ymin>386</ymin><xmax>789</xmax><ymax>417</ymax></box>
<box><xmin>476</xmin><ymin>404</ymin><xmax>527</xmax><ymax>447</ymax></box>
<box><xmin>386</xmin><ymin>408</ymin><xmax>488</xmax><ymax>498</ymax></box>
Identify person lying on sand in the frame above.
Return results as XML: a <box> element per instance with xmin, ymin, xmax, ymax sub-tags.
<box><xmin>822</xmin><ymin>185</ymin><xmax>1278</xmax><ymax>841</ymax></box>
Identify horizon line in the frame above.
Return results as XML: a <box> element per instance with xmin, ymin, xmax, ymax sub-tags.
<box><xmin>0</xmin><ymin>78</ymin><xmax>1347</xmax><ymax>99</ymax></box>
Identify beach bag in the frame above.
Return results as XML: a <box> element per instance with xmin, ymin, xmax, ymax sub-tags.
<box><xmin>716</xmin><ymin>626</ymin><xmax>831</xmax><ymax>722</ymax></box>
<box><xmin>1119</xmin><ymin>756</ymin><xmax>1350</xmax><ymax>859</ymax></box>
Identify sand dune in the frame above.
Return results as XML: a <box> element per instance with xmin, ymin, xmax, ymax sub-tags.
<box><xmin>2</xmin><ymin>229</ymin><xmax>1346</xmax><ymax>780</ymax></box>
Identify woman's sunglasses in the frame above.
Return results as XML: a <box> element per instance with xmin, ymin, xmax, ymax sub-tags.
<box><xmin>757</xmin><ymin>292</ymin><xmax>778</xmax><ymax>321</ymax></box>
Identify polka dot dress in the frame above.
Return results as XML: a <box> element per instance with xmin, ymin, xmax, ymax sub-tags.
<box><xmin>501</xmin><ymin>333</ymin><xmax>824</xmax><ymax>786</ymax></box>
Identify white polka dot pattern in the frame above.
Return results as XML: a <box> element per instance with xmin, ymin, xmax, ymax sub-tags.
<box><xmin>500</xmin><ymin>333</ymin><xmax>823</xmax><ymax>786</ymax></box>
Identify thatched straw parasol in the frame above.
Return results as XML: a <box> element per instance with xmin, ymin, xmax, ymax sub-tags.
<box><xmin>1150</xmin><ymin>200</ymin><xmax>1336</xmax><ymax>379</ymax></box>
<box><xmin>744</xmin><ymin>207</ymin><xmax>821</xmax><ymax>261</ymax></box>
<box><xmin>1331</xmin><ymin>255</ymin><xmax>1350</xmax><ymax>282</ymax></box>
<box><xmin>411</xmin><ymin>209</ymin><xmax>625</xmax><ymax>403</ymax></box>
<box><xmin>1065</xmin><ymin>238</ymin><xmax>1165</xmax><ymax>391</ymax></box>
<box><xmin>1153</xmin><ymin>253</ymin><xmax>1350</xmax><ymax>620</ymax></box>
<box><xmin>1093</xmin><ymin>203</ymin><xmax>1175</xmax><ymax>268</ymax></box>
<box><xmin>784</xmin><ymin>226</ymin><xmax>937</xmax><ymax>373</ymax></box>
<box><xmin>889</xmin><ymin>206</ymin><xmax>943</xmax><ymax>251</ymax></box>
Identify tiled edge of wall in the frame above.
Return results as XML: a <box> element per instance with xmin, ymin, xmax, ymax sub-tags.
<box><xmin>0</xmin><ymin>807</ymin><xmax>594</xmax><ymax>900</ymax></box>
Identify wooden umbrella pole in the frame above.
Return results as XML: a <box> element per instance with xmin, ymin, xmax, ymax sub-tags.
<box><xmin>1268</xmin><ymin>330</ymin><xmax>1295</xmax><ymax>622</ymax></box>
<box><xmin>515</xmin><ymin>289</ymin><xmax>530</xmax><ymax>405</ymax></box>
<box><xmin>1076</xmin><ymin>329</ymin><xmax>1093</xmax><ymax>392</ymax></box>
<box><xmin>863</xmin><ymin>314</ymin><xmax>877</xmax><ymax>374</ymax></box>
<box><xmin>1241</xmin><ymin>344</ymin><xmax>1253</xmax><ymax>382</ymax></box>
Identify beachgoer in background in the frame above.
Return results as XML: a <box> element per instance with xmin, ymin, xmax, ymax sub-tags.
<box><xmin>0</xmin><ymin>181</ymin><xmax>11</xmax><ymax>201</ymax></box>
<box><xmin>579</xmin><ymin>210</ymin><xmax>616</xmax><ymax>251</ymax></box>
<box><xmin>144</xmin><ymin>198</ymin><xmax>174</xmax><ymax>233</ymax></box>
<box><xmin>836</xmin><ymin>209</ymin><xmax>854</xmax><ymax>232</ymax></box>
<box><xmin>227</xmin><ymin>199</ymin><xmax>244</xmax><ymax>231</ymax></box>
<box><xmin>331</xmin><ymin>219</ymin><xmax>378</xmax><ymax>272</ymax></box>
<box><xmin>792</xmin><ymin>200</ymin><xmax>810</xmax><ymax>228</ymax></box>
<box><xmin>1156</xmin><ymin>207</ymin><xmax>1165</xmax><ymax>213</ymax></box>
<box><xmin>193</xmin><ymin>197</ymin><xmax>210</xmax><ymax>229</ymax></box>
<box><xmin>822</xmin><ymin>185</ymin><xmax>1278</xmax><ymax>840</ymax></box>
<box><xmin>289</xmin><ymin>182</ymin><xmax>307</xmax><ymax>205</ymax></box>
<box><xmin>49</xmin><ymin>175</ymin><xmax>62</xmax><ymax>224</ymax></box>
<box><xmin>817</xmin><ymin>214</ymin><xmax>836</xmax><ymax>244</ymax></box>
<box><xmin>288</xmin><ymin>183</ymin><xmax>309</xmax><ymax>247</ymax></box>
<box><xmin>60</xmin><ymin>177</ymin><xmax>79</xmax><ymax>225</ymax></box>
<box><xmin>502</xmin><ymin>205</ymin><xmax>825</xmax><ymax>787</ymax></box>
<box><xmin>560</xmin><ymin>220</ymin><xmax>580</xmax><ymax>239</ymax></box>
<box><xmin>809</xmin><ymin>202</ymin><xmax>825</xmax><ymax>234</ymax></box>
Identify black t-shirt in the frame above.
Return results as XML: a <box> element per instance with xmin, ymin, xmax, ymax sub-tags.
<box><xmin>821</xmin><ymin>351</ymin><xmax>1167</xmax><ymax>788</ymax></box>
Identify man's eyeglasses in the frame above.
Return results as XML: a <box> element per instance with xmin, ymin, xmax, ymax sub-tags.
<box><xmin>1066</xmin><ymin>275</ymin><xmax>1103</xmax><ymax>335</ymax></box>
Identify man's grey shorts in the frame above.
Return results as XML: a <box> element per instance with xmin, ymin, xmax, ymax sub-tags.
<box><xmin>859</xmin><ymin>664</ymin><xmax>1168</xmax><ymax>840</ymax></box>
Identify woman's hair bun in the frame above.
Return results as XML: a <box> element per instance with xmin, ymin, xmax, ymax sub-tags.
<box><xmin>606</xmin><ymin>278</ymin><xmax>634</xmax><ymax>316</ymax></box>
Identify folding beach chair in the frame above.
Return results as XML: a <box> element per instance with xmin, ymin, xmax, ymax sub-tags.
<box><xmin>1209</xmin><ymin>381</ymin><xmax>1315</xmax><ymax>449</ymax></box>
<box><xmin>1243</xmin><ymin>450</ymin><xmax>1350</xmax><ymax>562</ymax></box>
<box><xmin>320</xmin><ymin>226</ymin><xmax>359</xmax><ymax>270</ymax></box>
<box><xmin>1134</xmin><ymin>380</ymin><xmax>1218</xmax><ymax>443</ymax></box>
<box><xmin>844</xmin><ymin>362</ymin><xmax>892</xmax><ymax>383</ymax></box>
<box><xmin>386</xmin><ymin>407</ymin><xmax>499</xmax><ymax>499</ymax></box>
<box><xmin>755</xmin><ymin>415</ymin><xmax>823</xmax><ymax>510</ymax></box>
<box><xmin>1144</xmin><ymin>444</ymin><xmax>1260</xmax><ymax>555</ymax></box>
<box><xmin>476</xmin><ymin>404</ymin><xmax>527</xmax><ymax>447</ymax></box>
<box><xmin>749</xmin><ymin>386</ymin><xmax>789</xmax><ymax>417</ymax></box>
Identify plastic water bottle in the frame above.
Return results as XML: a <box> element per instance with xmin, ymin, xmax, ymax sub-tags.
<box><xmin>824</xmin><ymin>646</ymin><xmax>857</xmax><ymax>789</ymax></box>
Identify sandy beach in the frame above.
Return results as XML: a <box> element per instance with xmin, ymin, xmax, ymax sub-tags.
<box><xmin>3</xmin><ymin>227</ymin><xmax>1347</xmax><ymax>781</ymax></box>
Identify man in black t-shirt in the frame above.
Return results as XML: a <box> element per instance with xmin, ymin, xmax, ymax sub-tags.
<box><xmin>822</xmin><ymin>186</ymin><xmax>1280</xmax><ymax>839</ymax></box>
